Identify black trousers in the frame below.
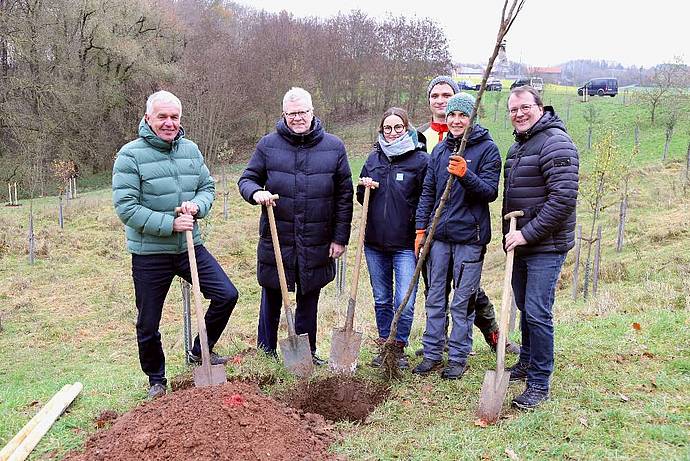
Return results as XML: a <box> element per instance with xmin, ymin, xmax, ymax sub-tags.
<box><xmin>132</xmin><ymin>246</ymin><xmax>239</xmax><ymax>385</ymax></box>
<box><xmin>257</xmin><ymin>285</ymin><xmax>321</xmax><ymax>355</ymax></box>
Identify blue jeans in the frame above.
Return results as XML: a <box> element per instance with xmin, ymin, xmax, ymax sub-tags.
<box><xmin>364</xmin><ymin>245</ymin><xmax>418</xmax><ymax>345</ymax></box>
<box><xmin>132</xmin><ymin>246</ymin><xmax>239</xmax><ymax>385</ymax></box>
<box><xmin>511</xmin><ymin>252</ymin><xmax>567</xmax><ymax>390</ymax></box>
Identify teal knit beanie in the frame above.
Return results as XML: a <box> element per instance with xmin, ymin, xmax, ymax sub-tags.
<box><xmin>445</xmin><ymin>92</ymin><xmax>476</xmax><ymax>117</ymax></box>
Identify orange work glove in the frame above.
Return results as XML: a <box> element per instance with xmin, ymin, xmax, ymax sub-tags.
<box><xmin>414</xmin><ymin>229</ymin><xmax>426</xmax><ymax>257</ymax></box>
<box><xmin>447</xmin><ymin>155</ymin><xmax>467</xmax><ymax>178</ymax></box>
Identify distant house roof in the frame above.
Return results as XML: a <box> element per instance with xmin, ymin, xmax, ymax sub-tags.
<box><xmin>528</xmin><ymin>66</ymin><xmax>562</xmax><ymax>74</ymax></box>
<box><xmin>457</xmin><ymin>65</ymin><xmax>484</xmax><ymax>75</ymax></box>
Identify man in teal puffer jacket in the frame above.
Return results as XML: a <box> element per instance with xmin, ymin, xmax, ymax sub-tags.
<box><xmin>113</xmin><ymin>90</ymin><xmax>238</xmax><ymax>400</ymax></box>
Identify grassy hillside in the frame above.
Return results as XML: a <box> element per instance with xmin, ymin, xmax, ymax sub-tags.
<box><xmin>0</xmin><ymin>95</ymin><xmax>688</xmax><ymax>460</ymax></box>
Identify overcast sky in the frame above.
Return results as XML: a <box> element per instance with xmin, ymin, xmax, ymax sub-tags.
<box><xmin>235</xmin><ymin>0</ymin><xmax>685</xmax><ymax>68</ymax></box>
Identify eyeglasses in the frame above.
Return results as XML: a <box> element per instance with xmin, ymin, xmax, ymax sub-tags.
<box><xmin>284</xmin><ymin>109</ymin><xmax>312</xmax><ymax>120</ymax></box>
<box><xmin>509</xmin><ymin>104</ymin><xmax>537</xmax><ymax>116</ymax></box>
<box><xmin>382</xmin><ymin>124</ymin><xmax>405</xmax><ymax>134</ymax></box>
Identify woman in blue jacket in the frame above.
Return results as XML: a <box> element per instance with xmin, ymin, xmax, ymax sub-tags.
<box><xmin>358</xmin><ymin>107</ymin><xmax>428</xmax><ymax>368</ymax></box>
<box><xmin>412</xmin><ymin>93</ymin><xmax>502</xmax><ymax>379</ymax></box>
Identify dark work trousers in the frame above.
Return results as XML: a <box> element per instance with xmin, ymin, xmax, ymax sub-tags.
<box><xmin>132</xmin><ymin>245</ymin><xmax>239</xmax><ymax>386</ymax></box>
<box><xmin>422</xmin><ymin>253</ymin><xmax>498</xmax><ymax>337</ymax></box>
<box><xmin>257</xmin><ymin>285</ymin><xmax>321</xmax><ymax>356</ymax></box>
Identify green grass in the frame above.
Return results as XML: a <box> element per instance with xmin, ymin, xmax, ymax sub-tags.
<box><xmin>1</xmin><ymin>96</ymin><xmax>689</xmax><ymax>460</ymax></box>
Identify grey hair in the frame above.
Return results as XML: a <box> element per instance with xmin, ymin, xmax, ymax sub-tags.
<box><xmin>146</xmin><ymin>90</ymin><xmax>182</xmax><ymax>116</ymax></box>
<box><xmin>282</xmin><ymin>87</ymin><xmax>313</xmax><ymax>111</ymax></box>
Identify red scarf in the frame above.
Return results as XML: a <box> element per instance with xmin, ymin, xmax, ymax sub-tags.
<box><xmin>430</xmin><ymin>121</ymin><xmax>449</xmax><ymax>142</ymax></box>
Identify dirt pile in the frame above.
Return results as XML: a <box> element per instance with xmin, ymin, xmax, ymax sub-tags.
<box><xmin>282</xmin><ymin>376</ymin><xmax>390</xmax><ymax>423</ymax></box>
<box><xmin>65</xmin><ymin>381</ymin><xmax>339</xmax><ymax>461</ymax></box>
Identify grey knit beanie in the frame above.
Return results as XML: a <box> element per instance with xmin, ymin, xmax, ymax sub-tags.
<box><xmin>427</xmin><ymin>75</ymin><xmax>460</xmax><ymax>98</ymax></box>
<box><xmin>445</xmin><ymin>92</ymin><xmax>476</xmax><ymax>117</ymax></box>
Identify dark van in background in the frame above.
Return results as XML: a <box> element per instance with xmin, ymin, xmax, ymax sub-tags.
<box><xmin>578</xmin><ymin>78</ymin><xmax>618</xmax><ymax>97</ymax></box>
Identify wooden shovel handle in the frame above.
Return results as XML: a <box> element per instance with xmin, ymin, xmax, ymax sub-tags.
<box><xmin>344</xmin><ymin>183</ymin><xmax>376</xmax><ymax>331</ymax></box>
<box><xmin>185</xmin><ymin>230</ymin><xmax>214</xmax><ymax>378</ymax></box>
<box><xmin>173</xmin><ymin>206</ymin><xmax>213</xmax><ymax>373</ymax></box>
<box><xmin>496</xmin><ymin>210</ymin><xmax>524</xmax><ymax>372</ymax></box>
<box><xmin>264</xmin><ymin>197</ymin><xmax>297</xmax><ymax>336</ymax></box>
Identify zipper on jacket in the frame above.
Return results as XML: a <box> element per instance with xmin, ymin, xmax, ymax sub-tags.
<box><xmin>171</xmin><ymin>142</ymin><xmax>183</xmax><ymax>250</ymax></box>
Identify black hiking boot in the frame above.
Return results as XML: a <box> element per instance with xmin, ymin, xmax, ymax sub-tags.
<box><xmin>441</xmin><ymin>360</ymin><xmax>467</xmax><ymax>380</ymax></box>
<box><xmin>507</xmin><ymin>361</ymin><xmax>529</xmax><ymax>382</ymax></box>
<box><xmin>412</xmin><ymin>358</ymin><xmax>443</xmax><ymax>375</ymax></box>
<box><xmin>187</xmin><ymin>350</ymin><xmax>229</xmax><ymax>366</ymax></box>
<box><xmin>512</xmin><ymin>385</ymin><xmax>549</xmax><ymax>410</ymax></box>
<box><xmin>370</xmin><ymin>353</ymin><xmax>383</xmax><ymax>368</ymax></box>
<box><xmin>147</xmin><ymin>383</ymin><xmax>166</xmax><ymax>400</ymax></box>
<box><xmin>311</xmin><ymin>354</ymin><xmax>327</xmax><ymax>367</ymax></box>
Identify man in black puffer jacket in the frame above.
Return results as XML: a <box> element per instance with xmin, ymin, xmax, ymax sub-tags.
<box><xmin>238</xmin><ymin>87</ymin><xmax>353</xmax><ymax>366</ymax></box>
<box><xmin>503</xmin><ymin>86</ymin><xmax>579</xmax><ymax>410</ymax></box>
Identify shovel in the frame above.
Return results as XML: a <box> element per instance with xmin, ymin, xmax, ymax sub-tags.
<box><xmin>329</xmin><ymin>180</ymin><xmax>378</xmax><ymax>374</ymax></box>
<box><xmin>178</xmin><ymin>209</ymin><xmax>227</xmax><ymax>387</ymax></box>
<box><xmin>265</xmin><ymin>196</ymin><xmax>314</xmax><ymax>378</ymax></box>
<box><xmin>476</xmin><ymin>210</ymin><xmax>524</xmax><ymax>424</ymax></box>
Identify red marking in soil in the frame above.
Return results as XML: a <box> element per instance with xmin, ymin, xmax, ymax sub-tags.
<box><xmin>223</xmin><ymin>394</ymin><xmax>245</xmax><ymax>406</ymax></box>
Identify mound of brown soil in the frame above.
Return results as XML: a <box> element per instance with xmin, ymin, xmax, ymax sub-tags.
<box><xmin>282</xmin><ymin>376</ymin><xmax>390</xmax><ymax>423</ymax></box>
<box><xmin>65</xmin><ymin>381</ymin><xmax>339</xmax><ymax>461</ymax></box>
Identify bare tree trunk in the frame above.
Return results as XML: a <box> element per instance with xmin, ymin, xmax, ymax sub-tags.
<box><xmin>572</xmin><ymin>224</ymin><xmax>582</xmax><ymax>300</ymax></box>
<box><xmin>593</xmin><ymin>224</ymin><xmax>602</xmax><ymax>297</ymax></box>
<box><xmin>584</xmin><ymin>177</ymin><xmax>605</xmax><ymax>300</ymax></box>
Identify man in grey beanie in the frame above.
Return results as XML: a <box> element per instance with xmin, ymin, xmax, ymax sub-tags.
<box><xmin>416</xmin><ymin>76</ymin><xmax>520</xmax><ymax>358</ymax></box>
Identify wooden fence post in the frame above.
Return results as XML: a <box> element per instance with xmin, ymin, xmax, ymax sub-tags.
<box><xmin>28</xmin><ymin>205</ymin><xmax>35</xmax><ymax>265</ymax></box>
<box><xmin>663</xmin><ymin>127</ymin><xmax>672</xmax><ymax>161</ymax></box>
<box><xmin>593</xmin><ymin>224</ymin><xmax>602</xmax><ymax>297</ymax></box>
<box><xmin>335</xmin><ymin>248</ymin><xmax>347</xmax><ymax>297</ymax></box>
<box><xmin>616</xmin><ymin>178</ymin><xmax>628</xmax><ymax>252</ymax></box>
<box><xmin>58</xmin><ymin>197</ymin><xmax>64</xmax><ymax>229</ymax></box>
<box><xmin>686</xmin><ymin>139</ymin><xmax>690</xmax><ymax>182</ymax></box>
<box><xmin>587</xmin><ymin>126</ymin><xmax>593</xmax><ymax>150</ymax></box>
<box><xmin>572</xmin><ymin>224</ymin><xmax>582</xmax><ymax>300</ymax></box>
<box><xmin>180</xmin><ymin>279</ymin><xmax>193</xmax><ymax>364</ymax></box>
<box><xmin>634</xmin><ymin>125</ymin><xmax>640</xmax><ymax>148</ymax></box>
